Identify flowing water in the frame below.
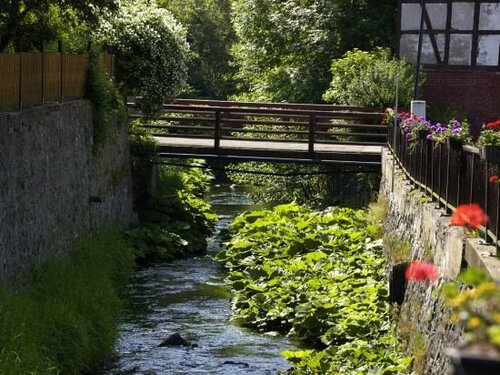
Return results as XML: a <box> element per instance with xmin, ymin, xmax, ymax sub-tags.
<box><xmin>104</xmin><ymin>185</ymin><xmax>300</xmax><ymax>375</ymax></box>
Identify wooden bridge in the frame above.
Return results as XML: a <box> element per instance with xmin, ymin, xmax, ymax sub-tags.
<box><xmin>129</xmin><ymin>99</ymin><xmax>386</xmax><ymax>166</ymax></box>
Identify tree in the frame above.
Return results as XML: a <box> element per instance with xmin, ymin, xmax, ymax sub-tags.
<box><xmin>157</xmin><ymin>0</ymin><xmax>236</xmax><ymax>99</ymax></box>
<box><xmin>323</xmin><ymin>48</ymin><xmax>417</xmax><ymax>109</ymax></box>
<box><xmin>231</xmin><ymin>0</ymin><xmax>396</xmax><ymax>103</ymax></box>
<box><xmin>0</xmin><ymin>0</ymin><xmax>118</xmax><ymax>51</ymax></box>
<box><xmin>95</xmin><ymin>1</ymin><xmax>190</xmax><ymax>116</ymax></box>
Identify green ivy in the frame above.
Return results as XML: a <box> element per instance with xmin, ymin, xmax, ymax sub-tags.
<box><xmin>85</xmin><ymin>47</ymin><xmax>125</xmax><ymax>148</ymax></box>
<box><xmin>216</xmin><ymin>203</ymin><xmax>411</xmax><ymax>373</ymax></box>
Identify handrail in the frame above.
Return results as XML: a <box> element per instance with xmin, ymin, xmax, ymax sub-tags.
<box><xmin>173</xmin><ymin>98</ymin><xmax>378</xmax><ymax>112</ymax></box>
<box><xmin>128</xmin><ymin>99</ymin><xmax>385</xmax><ymax>160</ymax></box>
<box><xmin>387</xmin><ymin>122</ymin><xmax>500</xmax><ymax>255</ymax></box>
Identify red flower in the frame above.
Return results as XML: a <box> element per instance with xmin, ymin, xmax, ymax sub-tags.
<box><xmin>490</xmin><ymin>175</ymin><xmax>500</xmax><ymax>184</ymax></box>
<box><xmin>486</xmin><ymin>120</ymin><xmax>500</xmax><ymax>130</ymax></box>
<box><xmin>450</xmin><ymin>204</ymin><xmax>488</xmax><ymax>229</ymax></box>
<box><xmin>405</xmin><ymin>260</ymin><xmax>438</xmax><ymax>282</ymax></box>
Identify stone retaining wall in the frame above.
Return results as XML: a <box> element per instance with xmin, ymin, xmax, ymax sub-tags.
<box><xmin>380</xmin><ymin>147</ymin><xmax>465</xmax><ymax>374</ymax></box>
<box><xmin>0</xmin><ymin>101</ymin><xmax>133</xmax><ymax>287</ymax></box>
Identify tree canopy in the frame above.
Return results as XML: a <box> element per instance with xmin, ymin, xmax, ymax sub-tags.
<box><xmin>158</xmin><ymin>0</ymin><xmax>236</xmax><ymax>98</ymax></box>
<box><xmin>231</xmin><ymin>0</ymin><xmax>396</xmax><ymax>103</ymax></box>
<box><xmin>0</xmin><ymin>0</ymin><xmax>118</xmax><ymax>51</ymax></box>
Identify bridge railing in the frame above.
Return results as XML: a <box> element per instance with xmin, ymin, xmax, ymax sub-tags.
<box><xmin>387</xmin><ymin>121</ymin><xmax>500</xmax><ymax>255</ymax></box>
<box><xmin>128</xmin><ymin>99</ymin><xmax>385</xmax><ymax>153</ymax></box>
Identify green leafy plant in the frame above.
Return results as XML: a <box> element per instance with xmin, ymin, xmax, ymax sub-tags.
<box><xmin>135</xmin><ymin>161</ymin><xmax>217</xmax><ymax>259</ymax></box>
<box><xmin>95</xmin><ymin>0</ymin><xmax>190</xmax><ymax>116</ymax></box>
<box><xmin>216</xmin><ymin>203</ymin><xmax>411</xmax><ymax>373</ymax></box>
<box><xmin>128</xmin><ymin>120</ymin><xmax>158</xmax><ymax>160</ymax></box>
<box><xmin>442</xmin><ymin>268</ymin><xmax>500</xmax><ymax>350</ymax></box>
<box><xmin>477</xmin><ymin>120</ymin><xmax>500</xmax><ymax>147</ymax></box>
<box><xmin>85</xmin><ymin>47</ymin><xmax>126</xmax><ymax>148</ymax></box>
<box><xmin>323</xmin><ymin>48</ymin><xmax>417</xmax><ymax>109</ymax></box>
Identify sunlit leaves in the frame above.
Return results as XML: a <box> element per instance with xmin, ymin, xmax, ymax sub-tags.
<box><xmin>216</xmin><ymin>202</ymin><xmax>410</xmax><ymax>373</ymax></box>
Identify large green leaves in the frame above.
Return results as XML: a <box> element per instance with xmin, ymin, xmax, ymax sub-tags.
<box><xmin>217</xmin><ymin>202</ymin><xmax>410</xmax><ymax>373</ymax></box>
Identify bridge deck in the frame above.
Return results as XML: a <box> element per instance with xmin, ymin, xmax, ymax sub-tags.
<box><xmin>156</xmin><ymin>136</ymin><xmax>383</xmax><ymax>165</ymax></box>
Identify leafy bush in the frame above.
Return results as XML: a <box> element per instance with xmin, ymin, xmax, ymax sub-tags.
<box><xmin>0</xmin><ymin>231</ymin><xmax>135</xmax><ymax>374</ymax></box>
<box><xmin>85</xmin><ymin>46</ymin><xmax>126</xmax><ymax>148</ymax></box>
<box><xmin>132</xmin><ymin>161</ymin><xmax>217</xmax><ymax>259</ymax></box>
<box><xmin>95</xmin><ymin>1</ymin><xmax>190</xmax><ymax>116</ymax></box>
<box><xmin>216</xmin><ymin>203</ymin><xmax>411</xmax><ymax>373</ymax></box>
<box><xmin>128</xmin><ymin>120</ymin><xmax>158</xmax><ymax>160</ymax></box>
<box><xmin>323</xmin><ymin>48</ymin><xmax>417</xmax><ymax>109</ymax></box>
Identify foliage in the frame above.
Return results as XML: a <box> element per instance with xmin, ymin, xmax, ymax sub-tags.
<box><xmin>226</xmin><ymin>162</ymin><xmax>334</xmax><ymax>206</ymax></box>
<box><xmin>442</xmin><ymin>268</ymin><xmax>500</xmax><ymax>348</ymax></box>
<box><xmin>157</xmin><ymin>0</ymin><xmax>236</xmax><ymax>98</ymax></box>
<box><xmin>133</xmin><ymin>160</ymin><xmax>217</xmax><ymax>259</ymax></box>
<box><xmin>0</xmin><ymin>231</ymin><xmax>135</xmax><ymax>374</ymax></box>
<box><xmin>477</xmin><ymin>120</ymin><xmax>500</xmax><ymax>147</ymax></box>
<box><xmin>428</xmin><ymin>118</ymin><xmax>472</xmax><ymax>145</ymax></box>
<box><xmin>230</xmin><ymin>0</ymin><xmax>396</xmax><ymax>103</ymax></box>
<box><xmin>85</xmin><ymin>46</ymin><xmax>125</xmax><ymax>147</ymax></box>
<box><xmin>128</xmin><ymin>120</ymin><xmax>159</xmax><ymax>161</ymax></box>
<box><xmin>323</xmin><ymin>48</ymin><xmax>417</xmax><ymax>109</ymax></box>
<box><xmin>400</xmin><ymin>113</ymin><xmax>432</xmax><ymax>143</ymax></box>
<box><xmin>95</xmin><ymin>0</ymin><xmax>190</xmax><ymax>116</ymax></box>
<box><xmin>0</xmin><ymin>0</ymin><xmax>118</xmax><ymax>52</ymax></box>
<box><xmin>215</xmin><ymin>203</ymin><xmax>411</xmax><ymax>373</ymax></box>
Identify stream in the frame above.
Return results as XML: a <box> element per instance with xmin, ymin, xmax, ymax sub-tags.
<box><xmin>104</xmin><ymin>184</ymin><xmax>300</xmax><ymax>375</ymax></box>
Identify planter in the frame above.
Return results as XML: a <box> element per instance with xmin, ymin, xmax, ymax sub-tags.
<box><xmin>480</xmin><ymin>146</ymin><xmax>500</xmax><ymax>163</ymax></box>
<box><xmin>447</xmin><ymin>344</ymin><xmax>500</xmax><ymax>375</ymax></box>
<box><xmin>447</xmin><ymin>138</ymin><xmax>463</xmax><ymax>152</ymax></box>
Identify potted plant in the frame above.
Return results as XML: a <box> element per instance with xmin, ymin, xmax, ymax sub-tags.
<box><xmin>400</xmin><ymin>113</ymin><xmax>432</xmax><ymax>147</ymax></box>
<box><xmin>442</xmin><ymin>267</ymin><xmax>500</xmax><ymax>374</ymax></box>
<box><xmin>477</xmin><ymin>120</ymin><xmax>500</xmax><ymax>163</ymax></box>
<box><xmin>431</xmin><ymin>118</ymin><xmax>472</xmax><ymax>150</ymax></box>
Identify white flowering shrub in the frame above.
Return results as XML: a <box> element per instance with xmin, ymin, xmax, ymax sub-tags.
<box><xmin>96</xmin><ymin>2</ymin><xmax>190</xmax><ymax>115</ymax></box>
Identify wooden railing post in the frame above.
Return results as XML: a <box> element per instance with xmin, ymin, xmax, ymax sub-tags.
<box><xmin>59</xmin><ymin>41</ymin><xmax>63</xmax><ymax>102</ymax></box>
<box><xmin>308</xmin><ymin>113</ymin><xmax>316</xmax><ymax>155</ymax></box>
<box><xmin>214</xmin><ymin>109</ymin><xmax>221</xmax><ymax>151</ymax></box>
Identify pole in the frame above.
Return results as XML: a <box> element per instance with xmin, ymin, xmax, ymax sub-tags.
<box><xmin>413</xmin><ymin>0</ymin><xmax>425</xmax><ymax>100</ymax></box>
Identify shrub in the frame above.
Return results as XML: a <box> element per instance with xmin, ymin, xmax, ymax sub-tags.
<box><xmin>95</xmin><ymin>1</ymin><xmax>190</xmax><ymax>116</ymax></box>
<box><xmin>323</xmin><ymin>48</ymin><xmax>417</xmax><ymax>109</ymax></box>
<box><xmin>85</xmin><ymin>47</ymin><xmax>125</xmax><ymax>148</ymax></box>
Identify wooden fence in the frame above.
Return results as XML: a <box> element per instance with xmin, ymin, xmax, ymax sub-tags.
<box><xmin>0</xmin><ymin>52</ymin><xmax>114</xmax><ymax>112</ymax></box>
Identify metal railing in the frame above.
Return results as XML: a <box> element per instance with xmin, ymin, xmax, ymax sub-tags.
<box><xmin>387</xmin><ymin>121</ymin><xmax>500</xmax><ymax>255</ymax></box>
<box><xmin>0</xmin><ymin>52</ymin><xmax>114</xmax><ymax>112</ymax></box>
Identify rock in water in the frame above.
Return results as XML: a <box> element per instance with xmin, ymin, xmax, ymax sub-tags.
<box><xmin>159</xmin><ymin>333</ymin><xmax>191</xmax><ymax>347</ymax></box>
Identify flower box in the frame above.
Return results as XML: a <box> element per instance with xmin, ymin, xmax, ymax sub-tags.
<box><xmin>447</xmin><ymin>344</ymin><xmax>500</xmax><ymax>375</ymax></box>
<box><xmin>446</xmin><ymin>138</ymin><xmax>463</xmax><ymax>151</ymax></box>
<box><xmin>480</xmin><ymin>146</ymin><xmax>500</xmax><ymax>163</ymax></box>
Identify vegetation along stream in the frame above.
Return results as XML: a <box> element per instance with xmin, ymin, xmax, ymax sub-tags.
<box><xmin>104</xmin><ymin>184</ymin><xmax>301</xmax><ymax>374</ymax></box>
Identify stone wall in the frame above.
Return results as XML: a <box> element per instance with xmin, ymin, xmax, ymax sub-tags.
<box><xmin>0</xmin><ymin>101</ymin><xmax>133</xmax><ymax>287</ymax></box>
<box><xmin>380</xmin><ymin>148</ymin><xmax>465</xmax><ymax>374</ymax></box>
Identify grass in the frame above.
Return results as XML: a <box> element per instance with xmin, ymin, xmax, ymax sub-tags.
<box><xmin>366</xmin><ymin>196</ymin><xmax>388</xmax><ymax>238</ymax></box>
<box><xmin>0</xmin><ymin>231</ymin><xmax>135</xmax><ymax>374</ymax></box>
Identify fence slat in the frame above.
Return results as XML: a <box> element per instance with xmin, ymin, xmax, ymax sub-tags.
<box><xmin>0</xmin><ymin>52</ymin><xmax>113</xmax><ymax>112</ymax></box>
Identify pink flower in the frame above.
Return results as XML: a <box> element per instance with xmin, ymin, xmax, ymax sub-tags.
<box><xmin>450</xmin><ymin>204</ymin><xmax>488</xmax><ymax>230</ymax></box>
<box><xmin>405</xmin><ymin>260</ymin><xmax>438</xmax><ymax>282</ymax></box>
<box><xmin>490</xmin><ymin>175</ymin><xmax>500</xmax><ymax>184</ymax></box>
